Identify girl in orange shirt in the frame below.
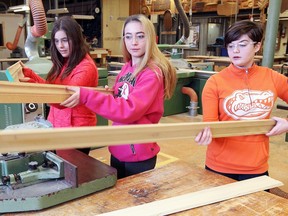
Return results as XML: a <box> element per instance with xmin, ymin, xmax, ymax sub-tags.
<box><xmin>195</xmin><ymin>20</ymin><xmax>288</xmax><ymax>181</ymax></box>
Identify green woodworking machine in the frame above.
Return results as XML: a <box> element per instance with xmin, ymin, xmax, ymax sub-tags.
<box><xmin>0</xmin><ymin>120</ymin><xmax>117</xmax><ymax>213</ymax></box>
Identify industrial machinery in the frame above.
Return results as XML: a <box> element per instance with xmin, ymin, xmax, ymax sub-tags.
<box><xmin>154</xmin><ymin>0</ymin><xmax>214</xmax><ymax>116</ymax></box>
<box><xmin>0</xmin><ymin>119</ymin><xmax>117</xmax><ymax>213</ymax></box>
<box><xmin>0</xmin><ymin>2</ymin><xmax>115</xmax><ymax>212</ymax></box>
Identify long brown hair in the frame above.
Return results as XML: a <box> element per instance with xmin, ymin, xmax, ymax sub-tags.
<box><xmin>46</xmin><ymin>16</ymin><xmax>90</xmax><ymax>82</ymax></box>
<box><xmin>121</xmin><ymin>14</ymin><xmax>176</xmax><ymax>99</ymax></box>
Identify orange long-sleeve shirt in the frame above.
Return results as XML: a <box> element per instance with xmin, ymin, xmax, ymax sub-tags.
<box><xmin>202</xmin><ymin>63</ymin><xmax>288</xmax><ymax>174</ymax></box>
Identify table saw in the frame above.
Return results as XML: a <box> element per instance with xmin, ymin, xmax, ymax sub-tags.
<box><xmin>0</xmin><ymin>120</ymin><xmax>117</xmax><ymax>213</ymax></box>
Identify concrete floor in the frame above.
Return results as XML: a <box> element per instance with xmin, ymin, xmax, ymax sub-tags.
<box><xmin>90</xmin><ymin>98</ymin><xmax>288</xmax><ymax>194</ymax></box>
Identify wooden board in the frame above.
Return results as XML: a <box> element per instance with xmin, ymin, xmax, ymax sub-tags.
<box><xmin>0</xmin><ymin>119</ymin><xmax>275</xmax><ymax>153</ymax></box>
<box><xmin>0</xmin><ymin>81</ymin><xmax>112</xmax><ymax>103</ymax></box>
<box><xmin>5</xmin><ymin>61</ymin><xmax>24</xmax><ymax>82</ymax></box>
<box><xmin>217</xmin><ymin>2</ymin><xmax>239</xmax><ymax>16</ymax></box>
<box><xmin>4</xmin><ymin>161</ymin><xmax>288</xmax><ymax>215</ymax></box>
<box><xmin>98</xmin><ymin>175</ymin><xmax>283</xmax><ymax>216</ymax></box>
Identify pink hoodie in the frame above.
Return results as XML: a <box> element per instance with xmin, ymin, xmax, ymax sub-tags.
<box><xmin>80</xmin><ymin>61</ymin><xmax>164</xmax><ymax>162</ymax></box>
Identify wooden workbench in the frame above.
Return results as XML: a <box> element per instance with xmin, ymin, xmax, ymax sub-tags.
<box><xmin>90</xmin><ymin>49</ymin><xmax>111</xmax><ymax>67</ymax></box>
<box><xmin>0</xmin><ymin>58</ymin><xmax>28</xmax><ymax>70</ymax></box>
<box><xmin>5</xmin><ymin>161</ymin><xmax>288</xmax><ymax>215</ymax></box>
<box><xmin>255</xmin><ymin>55</ymin><xmax>287</xmax><ymax>64</ymax></box>
<box><xmin>204</xmin><ymin>57</ymin><xmax>261</xmax><ymax>71</ymax></box>
<box><xmin>186</xmin><ymin>55</ymin><xmax>287</xmax><ymax>64</ymax></box>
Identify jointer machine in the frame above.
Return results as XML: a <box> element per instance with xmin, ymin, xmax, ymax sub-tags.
<box><xmin>0</xmin><ymin>118</ymin><xmax>117</xmax><ymax>213</ymax></box>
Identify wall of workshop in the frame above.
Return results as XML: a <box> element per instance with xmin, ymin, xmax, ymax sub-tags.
<box><xmin>43</xmin><ymin>0</ymin><xmax>102</xmax><ymax>48</ymax></box>
<box><xmin>102</xmin><ymin>0</ymin><xmax>129</xmax><ymax>55</ymax></box>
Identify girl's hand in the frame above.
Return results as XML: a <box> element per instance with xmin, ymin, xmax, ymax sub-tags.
<box><xmin>19</xmin><ymin>77</ymin><xmax>31</xmax><ymax>82</ymax></box>
<box><xmin>60</xmin><ymin>87</ymin><xmax>81</xmax><ymax>108</ymax></box>
<box><xmin>194</xmin><ymin>126</ymin><xmax>212</xmax><ymax>146</ymax></box>
<box><xmin>266</xmin><ymin>117</ymin><xmax>288</xmax><ymax>136</ymax></box>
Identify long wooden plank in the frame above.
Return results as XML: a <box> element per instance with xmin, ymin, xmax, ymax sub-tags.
<box><xmin>97</xmin><ymin>175</ymin><xmax>283</xmax><ymax>216</ymax></box>
<box><xmin>0</xmin><ymin>81</ymin><xmax>112</xmax><ymax>103</ymax></box>
<box><xmin>0</xmin><ymin>119</ymin><xmax>275</xmax><ymax>153</ymax></box>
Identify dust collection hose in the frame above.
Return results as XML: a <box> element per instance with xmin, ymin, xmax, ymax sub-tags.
<box><xmin>29</xmin><ymin>0</ymin><xmax>47</xmax><ymax>37</ymax></box>
<box><xmin>25</xmin><ymin>0</ymin><xmax>47</xmax><ymax>60</ymax></box>
<box><xmin>174</xmin><ymin>0</ymin><xmax>190</xmax><ymax>44</ymax></box>
<box><xmin>5</xmin><ymin>19</ymin><xmax>26</xmax><ymax>50</ymax></box>
<box><xmin>182</xmin><ymin>86</ymin><xmax>198</xmax><ymax>116</ymax></box>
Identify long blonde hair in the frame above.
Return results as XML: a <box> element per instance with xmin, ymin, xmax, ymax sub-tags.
<box><xmin>121</xmin><ymin>14</ymin><xmax>176</xmax><ymax>99</ymax></box>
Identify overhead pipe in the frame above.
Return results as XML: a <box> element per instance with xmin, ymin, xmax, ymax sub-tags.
<box><xmin>29</xmin><ymin>0</ymin><xmax>47</xmax><ymax>37</ymax></box>
<box><xmin>174</xmin><ymin>0</ymin><xmax>190</xmax><ymax>44</ymax></box>
<box><xmin>262</xmin><ymin>1</ymin><xmax>282</xmax><ymax>68</ymax></box>
<box><xmin>25</xmin><ymin>0</ymin><xmax>47</xmax><ymax>61</ymax></box>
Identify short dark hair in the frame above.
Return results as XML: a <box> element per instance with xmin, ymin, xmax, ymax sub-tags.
<box><xmin>224</xmin><ymin>20</ymin><xmax>264</xmax><ymax>47</ymax></box>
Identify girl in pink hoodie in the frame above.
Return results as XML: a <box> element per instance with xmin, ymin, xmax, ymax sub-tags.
<box><xmin>61</xmin><ymin>14</ymin><xmax>177</xmax><ymax>179</ymax></box>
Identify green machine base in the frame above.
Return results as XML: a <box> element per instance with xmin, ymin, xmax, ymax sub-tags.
<box><xmin>0</xmin><ymin>150</ymin><xmax>117</xmax><ymax>213</ymax></box>
<box><xmin>163</xmin><ymin>70</ymin><xmax>195</xmax><ymax>116</ymax></box>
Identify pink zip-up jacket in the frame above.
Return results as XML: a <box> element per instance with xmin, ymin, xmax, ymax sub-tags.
<box><xmin>22</xmin><ymin>54</ymin><xmax>98</xmax><ymax>128</ymax></box>
<box><xmin>80</xmin><ymin>61</ymin><xmax>164</xmax><ymax>162</ymax></box>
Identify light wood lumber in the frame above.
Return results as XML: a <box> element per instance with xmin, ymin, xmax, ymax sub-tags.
<box><xmin>217</xmin><ymin>2</ymin><xmax>239</xmax><ymax>16</ymax></box>
<box><xmin>0</xmin><ymin>119</ymin><xmax>275</xmax><ymax>153</ymax></box>
<box><xmin>0</xmin><ymin>81</ymin><xmax>112</xmax><ymax>103</ymax></box>
<box><xmin>179</xmin><ymin>68</ymin><xmax>217</xmax><ymax>74</ymax></box>
<box><xmin>6</xmin><ymin>60</ymin><xmax>24</xmax><ymax>81</ymax></box>
<box><xmin>97</xmin><ymin>175</ymin><xmax>283</xmax><ymax>216</ymax></box>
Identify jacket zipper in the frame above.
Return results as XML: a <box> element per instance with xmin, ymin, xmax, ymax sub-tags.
<box><xmin>245</xmin><ymin>68</ymin><xmax>253</xmax><ymax>105</ymax></box>
<box><xmin>130</xmin><ymin>144</ymin><xmax>136</xmax><ymax>155</ymax></box>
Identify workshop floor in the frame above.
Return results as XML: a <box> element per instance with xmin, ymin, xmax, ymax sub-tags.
<box><xmin>90</xmin><ymin>98</ymin><xmax>288</xmax><ymax>195</ymax></box>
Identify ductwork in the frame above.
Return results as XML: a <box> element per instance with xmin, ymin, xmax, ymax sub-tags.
<box><xmin>182</xmin><ymin>86</ymin><xmax>198</xmax><ymax>116</ymax></box>
<box><xmin>5</xmin><ymin>18</ymin><xmax>27</xmax><ymax>51</ymax></box>
<box><xmin>174</xmin><ymin>0</ymin><xmax>190</xmax><ymax>44</ymax></box>
<box><xmin>29</xmin><ymin>0</ymin><xmax>47</xmax><ymax>37</ymax></box>
<box><xmin>25</xmin><ymin>0</ymin><xmax>47</xmax><ymax>61</ymax></box>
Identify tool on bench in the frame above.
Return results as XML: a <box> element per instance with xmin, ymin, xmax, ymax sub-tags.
<box><xmin>0</xmin><ymin>118</ymin><xmax>117</xmax><ymax>213</ymax></box>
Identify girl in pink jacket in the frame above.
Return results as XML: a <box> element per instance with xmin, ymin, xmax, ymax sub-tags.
<box><xmin>21</xmin><ymin>16</ymin><xmax>98</xmax><ymax>155</ymax></box>
<box><xmin>61</xmin><ymin>14</ymin><xmax>177</xmax><ymax>179</ymax></box>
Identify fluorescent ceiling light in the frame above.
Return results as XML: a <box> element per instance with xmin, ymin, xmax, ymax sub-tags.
<box><xmin>47</xmin><ymin>8</ymin><xmax>69</xmax><ymax>14</ymax></box>
<box><xmin>72</xmin><ymin>15</ymin><xmax>94</xmax><ymax>20</ymax></box>
<box><xmin>8</xmin><ymin>5</ymin><xmax>30</xmax><ymax>12</ymax></box>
